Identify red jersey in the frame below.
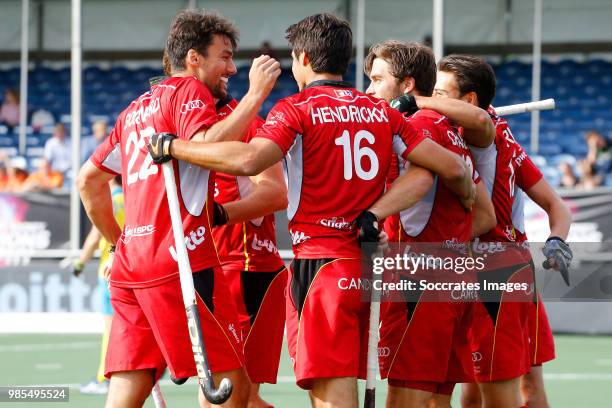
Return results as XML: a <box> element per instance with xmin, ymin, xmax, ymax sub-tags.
<box><xmin>384</xmin><ymin>109</ymin><xmax>479</xmax><ymax>244</ymax></box>
<box><xmin>254</xmin><ymin>80</ymin><xmax>425</xmax><ymax>259</ymax></box>
<box><xmin>212</xmin><ymin>98</ymin><xmax>285</xmax><ymax>271</ymax></box>
<box><xmin>91</xmin><ymin>76</ymin><xmax>220</xmax><ymax>288</ymax></box>
<box><xmin>470</xmin><ymin>109</ymin><xmax>543</xmax><ymax>243</ymax></box>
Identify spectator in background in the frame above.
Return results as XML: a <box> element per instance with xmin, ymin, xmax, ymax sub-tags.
<box><xmin>584</xmin><ymin>130</ymin><xmax>612</xmax><ymax>174</ymax></box>
<box><xmin>0</xmin><ymin>89</ymin><xmax>20</xmax><ymax>132</ymax></box>
<box><xmin>81</xmin><ymin>120</ymin><xmax>108</xmax><ymax>164</ymax></box>
<box><xmin>31</xmin><ymin>108</ymin><xmax>56</xmax><ymax>133</ymax></box>
<box><xmin>23</xmin><ymin>158</ymin><xmax>64</xmax><ymax>191</ymax></box>
<box><xmin>43</xmin><ymin>123</ymin><xmax>71</xmax><ymax>174</ymax></box>
<box><xmin>577</xmin><ymin>160</ymin><xmax>603</xmax><ymax>190</ymax></box>
<box><xmin>558</xmin><ymin>161</ymin><xmax>578</xmax><ymax>188</ymax></box>
<box><xmin>3</xmin><ymin>156</ymin><xmax>29</xmax><ymax>192</ymax></box>
<box><xmin>0</xmin><ymin>162</ymin><xmax>7</xmax><ymax>190</ymax></box>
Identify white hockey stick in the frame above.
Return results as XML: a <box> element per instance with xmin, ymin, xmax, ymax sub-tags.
<box><xmin>494</xmin><ymin>98</ymin><xmax>555</xmax><ymax>116</ymax></box>
<box><xmin>161</xmin><ymin>161</ymin><xmax>233</xmax><ymax>404</ymax></box>
<box><xmin>151</xmin><ymin>383</ymin><xmax>167</xmax><ymax>408</ymax></box>
<box><xmin>364</xmin><ymin>246</ymin><xmax>384</xmax><ymax>408</ymax></box>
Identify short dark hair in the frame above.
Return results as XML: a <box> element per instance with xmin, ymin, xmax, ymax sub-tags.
<box><xmin>438</xmin><ymin>54</ymin><xmax>496</xmax><ymax>109</ymax></box>
<box><xmin>165</xmin><ymin>10</ymin><xmax>238</xmax><ymax>72</ymax></box>
<box><xmin>285</xmin><ymin>13</ymin><xmax>352</xmax><ymax>75</ymax></box>
<box><xmin>364</xmin><ymin>41</ymin><xmax>437</xmax><ymax>96</ymax></box>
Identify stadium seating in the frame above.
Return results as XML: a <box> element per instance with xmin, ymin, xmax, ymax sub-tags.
<box><xmin>0</xmin><ymin>58</ymin><xmax>611</xmax><ymax>186</ymax></box>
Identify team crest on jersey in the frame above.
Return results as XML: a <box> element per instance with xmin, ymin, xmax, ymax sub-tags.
<box><xmin>422</xmin><ymin>129</ymin><xmax>431</xmax><ymax>138</ymax></box>
<box><xmin>266</xmin><ymin>111</ymin><xmax>286</xmax><ymax>126</ymax></box>
<box><xmin>180</xmin><ymin>99</ymin><xmax>206</xmax><ymax>114</ymax></box>
<box><xmin>334</xmin><ymin>89</ymin><xmax>353</xmax><ymax>98</ymax></box>
<box><xmin>290</xmin><ymin>230</ymin><xmax>310</xmax><ymax>245</ymax></box>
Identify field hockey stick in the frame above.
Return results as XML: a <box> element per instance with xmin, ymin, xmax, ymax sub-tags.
<box><xmin>364</xmin><ymin>246</ymin><xmax>384</xmax><ymax>408</ymax></box>
<box><xmin>494</xmin><ymin>98</ymin><xmax>555</xmax><ymax>116</ymax></box>
<box><xmin>161</xmin><ymin>161</ymin><xmax>233</xmax><ymax>405</ymax></box>
<box><xmin>151</xmin><ymin>382</ymin><xmax>167</xmax><ymax>408</ymax></box>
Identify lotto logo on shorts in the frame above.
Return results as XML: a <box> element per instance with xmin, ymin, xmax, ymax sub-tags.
<box><xmin>180</xmin><ymin>99</ymin><xmax>206</xmax><ymax>114</ymax></box>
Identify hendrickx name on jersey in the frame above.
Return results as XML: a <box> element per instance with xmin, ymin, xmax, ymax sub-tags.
<box><xmin>310</xmin><ymin>105</ymin><xmax>388</xmax><ymax>125</ymax></box>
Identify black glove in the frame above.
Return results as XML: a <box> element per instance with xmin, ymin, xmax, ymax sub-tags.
<box><xmin>542</xmin><ymin>236</ymin><xmax>572</xmax><ymax>286</ymax></box>
<box><xmin>355</xmin><ymin>210</ymin><xmax>380</xmax><ymax>260</ymax></box>
<box><xmin>147</xmin><ymin>132</ymin><xmax>177</xmax><ymax>164</ymax></box>
<box><xmin>390</xmin><ymin>94</ymin><xmax>419</xmax><ymax>116</ymax></box>
<box><xmin>72</xmin><ymin>259</ymin><xmax>84</xmax><ymax>277</ymax></box>
<box><xmin>212</xmin><ymin>201</ymin><xmax>229</xmax><ymax>227</ymax></box>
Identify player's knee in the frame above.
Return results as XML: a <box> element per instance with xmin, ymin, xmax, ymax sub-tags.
<box><xmin>105</xmin><ymin>371</ymin><xmax>153</xmax><ymax>408</ymax></box>
<box><xmin>460</xmin><ymin>384</ymin><xmax>481</xmax><ymax>408</ymax></box>
<box><xmin>310</xmin><ymin>377</ymin><xmax>358</xmax><ymax>408</ymax></box>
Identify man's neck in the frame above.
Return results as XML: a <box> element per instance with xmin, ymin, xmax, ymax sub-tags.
<box><xmin>305</xmin><ymin>73</ymin><xmax>343</xmax><ymax>87</ymax></box>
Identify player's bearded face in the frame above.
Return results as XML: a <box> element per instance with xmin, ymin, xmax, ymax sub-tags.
<box><xmin>197</xmin><ymin>35</ymin><xmax>237</xmax><ymax>99</ymax></box>
<box><xmin>365</xmin><ymin>58</ymin><xmax>403</xmax><ymax>102</ymax></box>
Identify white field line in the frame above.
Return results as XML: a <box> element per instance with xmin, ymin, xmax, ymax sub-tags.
<box><xmin>34</xmin><ymin>363</ymin><xmax>63</xmax><ymax>370</ymax></box>
<box><xmin>0</xmin><ymin>341</ymin><xmax>98</xmax><ymax>352</ymax></box>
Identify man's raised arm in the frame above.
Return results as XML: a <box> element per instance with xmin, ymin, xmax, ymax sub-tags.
<box><xmin>415</xmin><ymin>96</ymin><xmax>495</xmax><ymax>148</ymax></box>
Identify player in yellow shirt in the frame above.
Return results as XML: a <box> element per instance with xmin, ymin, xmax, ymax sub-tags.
<box><xmin>73</xmin><ymin>176</ymin><xmax>124</xmax><ymax>394</ymax></box>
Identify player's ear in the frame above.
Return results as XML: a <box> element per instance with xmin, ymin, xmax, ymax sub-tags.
<box><xmin>400</xmin><ymin>77</ymin><xmax>416</xmax><ymax>95</ymax></box>
<box><xmin>186</xmin><ymin>49</ymin><xmax>200</xmax><ymax>68</ymax></box>
<box><xmin>300</xmin><ymin>51</ymin><xmax>309</xmax><ymax>67</ymax></box>
<box><xmin>464</xmin><ymin>91</ymin><xmax>478</xmax><ymax>107</ymax></box>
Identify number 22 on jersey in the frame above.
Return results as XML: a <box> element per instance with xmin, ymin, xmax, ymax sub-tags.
<box><xmin>126</xmin><ymin>126</ymin><xmax>158</xmax><ymax>185</ymax></box>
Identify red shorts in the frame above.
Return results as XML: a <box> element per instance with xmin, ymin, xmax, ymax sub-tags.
<box><xmin>222</xmin><ymin>265</ymin><xmax>288</xmax><ymax>384</ymax></box>
<box><xmin>467</xmin><ymin>264</ymin><xmax>532</xmax><ymax>382</ymax></box>
<box><xmin>528</xmin><ymin>295</ymin><xmax>555</xmax><ymax>366</ymax></box>
<box><xmin>286</xmin><ymin>258</ymin><xmax>369</xmax><ymax>389</ymax></box>
<box><xmin>379</xmin><ymin>281</ymin><xmax>474</xmax><ymax>387</ymax></box>
<box><xmin>105</xmin><ymin>268</ymin><xmax>243</xmax><ymax>381</ymax></box>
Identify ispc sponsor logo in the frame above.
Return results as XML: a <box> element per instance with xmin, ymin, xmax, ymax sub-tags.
<box><xmin>378</xmin><ymin>346</ymin><xmax>391</xmax><ymax>358</ymax></box>
<box><xmin>121</xmin><ymin>224</ymin><xmax>155</xmax><ymax>244</ymax></box>
<box><xmin>169</xmin><ymin>226</ymin><xmax>206</xmax><ymax>261</ymax></box>
<box><xmin>318</xmin><ymin>217</ymin><xmax>352</xmax><ymax>230</ymax></box>
<box><xmin>472</xmin><ymin>352</ymin><xmax>483</xmax><ymax>362</ymax></box>
<box><xmin>290</xmin><ymin>230</ymin><xmax>310</xmax><ymax>245</ymax></box>
<box><xmin>180</xmin><ymin>99</ymin><xmax>206</xmax><ymax>114</ymax></box>
<box><xmin>251</xmin><ymin>234</ymin><xmax>278</xmax><ymax>254</ymax></box>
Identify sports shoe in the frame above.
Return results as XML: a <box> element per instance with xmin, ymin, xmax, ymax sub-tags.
<box><xmin>79</xmin><ymin>379</ymin><xmax>109</xmax><ymax>394</ymax></box>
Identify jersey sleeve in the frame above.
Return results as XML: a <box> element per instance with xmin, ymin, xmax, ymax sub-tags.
<box><xmin>391</xmin><ymin>110</ymin><xmax>433</xmax><ymax>160</ymax></box>
<box><xmin>253</xmin><ymin>100</ymin><xmax>302</xmax><ymax>155</ymax></box>
<box><xmin>244</xmin><ymin>116</ymin><xmax>265</xmax><ymax>143</ymax></box>
<box><xmin>90</xmin><ymin>125</ymin><xmax>122</xmax><ymax>175</ymax></box>
<box><xmin>516</xmin><ymin>150</ymin><xmax>543</xmax><ymax>190</ymax></box>
<box><xmin>171</xmin><ymin>80</ymin><xmax>219</xmax><ymax>140</ymax></box>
